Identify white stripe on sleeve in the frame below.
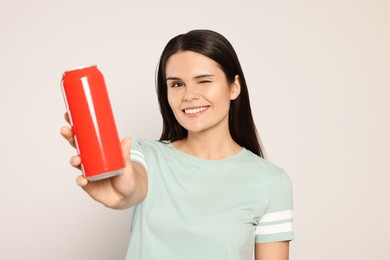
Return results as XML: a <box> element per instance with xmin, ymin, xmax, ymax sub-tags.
<box><xmin>130</xmin><ymin>150</ymin><xmax>147</xmax><ymax>169</ymax></box>
<box><xmin>256</xmin><ymin>222</ymin><xmax>293</xmax><ymax>235</ymax></box>
<box><xmin>259</xmin><ymin>210</ymin><xmax>292</xmax><ymax>224</ymax></box>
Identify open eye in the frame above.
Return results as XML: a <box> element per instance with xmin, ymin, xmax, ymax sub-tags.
<box><xmin>170</xmin><ymin>82</ymin><xmax>184</xmax><ymax>88</ymax></box>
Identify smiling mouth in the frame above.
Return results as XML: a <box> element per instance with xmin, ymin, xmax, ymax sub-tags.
<box><xmin>183</xmin><ymin>107</ymin><xmax>208</xmax><ymax>114</ymax></box>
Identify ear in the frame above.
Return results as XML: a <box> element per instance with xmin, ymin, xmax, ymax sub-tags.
<box><xmin>230</xmin><ymin>75</ymin><xmax>241</xmax><ymax>100</ymax></box>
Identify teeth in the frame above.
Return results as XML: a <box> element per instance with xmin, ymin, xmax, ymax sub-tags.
<box><xmin>184</xmin><ymin>107</ymin><xmax>207</xmax><ymax>114</ymax></box>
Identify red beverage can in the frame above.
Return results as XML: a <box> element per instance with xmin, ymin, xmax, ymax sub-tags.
<box><xmin>61</xmin><ymin>65</ymin><xmax>125</xmax><ymax>181</ymax></box>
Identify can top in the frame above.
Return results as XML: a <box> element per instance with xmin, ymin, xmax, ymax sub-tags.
<box><xmin>64</xmin><ymin>65</ymin><xmax>97</xmax><ymax>74</ymax></box>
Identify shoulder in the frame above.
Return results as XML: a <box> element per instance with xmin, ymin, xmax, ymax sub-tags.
<box><xmin>243</xmin><ymin>150</ymin><xmax>288</xmax><ymax>178</ymax></box>
<box><xmin>130</xmin><ymin>138</ymin><xmax>171</xmax><ymax>169</ymax></box>
<box><xmin>132</xmin><ymin>138</ymin><xmax>167</xmax><ymax>149</ymax></box>
<box><xmin>240</xmin><ymin>150</ymin><xmax>293</xmax><ymax>194</ymax></box>
<box><xmin>131</xmin><ymin>137</ymin><xmax>172</xmax><ymax>158</ymax></box>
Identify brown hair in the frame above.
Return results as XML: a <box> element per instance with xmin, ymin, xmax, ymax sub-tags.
<box><xmin>156</xmin><ymin>29</ymin><xmax>264</xmax><ymax>157</ymax></box>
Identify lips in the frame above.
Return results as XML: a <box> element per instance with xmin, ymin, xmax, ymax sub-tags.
<box><xmin>183</xmin><ymin>106</ymin><xmax>208</xmax><ymax>114</ymax></box>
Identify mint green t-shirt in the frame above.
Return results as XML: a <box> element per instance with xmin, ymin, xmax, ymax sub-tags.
<box><xmin>126</xmin><ymin>138</ymin><xmax>294</xmax><ymax>260</ymax></box>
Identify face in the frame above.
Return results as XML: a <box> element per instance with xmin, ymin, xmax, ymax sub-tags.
<box><xmin>165</xmin><ymin>51</ymin><xmax>240</xmax><ymax>136</ymax></box>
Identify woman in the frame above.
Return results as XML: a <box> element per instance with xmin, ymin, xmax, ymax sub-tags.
<box><xmin>61</xmin><ymin>29</ymin><xmax>294</xmax><ymax>260</ymax></box>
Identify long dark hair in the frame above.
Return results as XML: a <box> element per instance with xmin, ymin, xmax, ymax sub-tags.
<box><xmin>156</xmin><ymin>29</ymin><xmax>264</xmax><ymax>158</ymax></box>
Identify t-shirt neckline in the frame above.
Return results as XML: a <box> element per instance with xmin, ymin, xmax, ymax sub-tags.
<box><xmin>163</xmin><ymin>141</ymin><xmax>248</xmax><ymax>164</ymax></box>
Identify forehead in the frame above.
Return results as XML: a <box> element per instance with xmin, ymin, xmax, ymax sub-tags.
<box><xmin>165</xmin><ymin>51</ymin><xmax>223</xmax><ymax>77</ymax></box>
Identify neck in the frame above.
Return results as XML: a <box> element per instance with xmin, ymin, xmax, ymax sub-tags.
<box><xmin>173</xmin><ymin>130</ymin><xmax>242</xmax><ymax>160</ymax></box>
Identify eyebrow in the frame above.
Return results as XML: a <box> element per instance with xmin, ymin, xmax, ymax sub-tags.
<box><xmin>166</xmin><ymin>74</ymin><xmax>215</xmax><ymax>81</ymax></box>
<box><xmin>166</xmin><ymin>76</ymin><xmax>181</xmax><ymax>81</ymax></box>
<box><xmin>194</xmin><ymin>74</ymin><xmax>215</xmax><ymax>79</ymax></box>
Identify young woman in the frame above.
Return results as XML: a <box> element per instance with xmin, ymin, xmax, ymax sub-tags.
<box><xmin>61</xmin><ymin>29</ymin><xmax>294</xmax><ymax>260</ymax></box>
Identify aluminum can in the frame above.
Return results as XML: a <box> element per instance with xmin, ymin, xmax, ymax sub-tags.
<box><xmin>61</xmin><ymin>65</ymin><xmax>125</xmax><ymax>181</ymax></box>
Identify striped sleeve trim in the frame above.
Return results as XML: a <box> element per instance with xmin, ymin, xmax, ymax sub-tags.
<box><xmin>256</xmin><ymin>210</ymin><xmax>293</xmax><ymax>236</ymax></box>
<box><xmin>259</xmin><ymin>210</ymin><xmax>292</xmax><ymax>223</ymax></box>
<box><xmin>130</xmin><ymin>149</ymin><xmax>147</xmax><ymax>170</ymax></box>
<box><xmin>256</xmin><ymin>222</ymin><xmax>293</xmax><ymax>235</ymax></box>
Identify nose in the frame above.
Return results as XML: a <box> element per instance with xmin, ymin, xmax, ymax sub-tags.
<box><xmin>182</xmin><ymin>84</ymin><xmax>199</xmax><ymax>102</ymax></box>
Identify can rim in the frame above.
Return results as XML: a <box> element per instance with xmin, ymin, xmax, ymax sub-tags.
<box><xmin>64</xmin><ymin>65</ymin><xmax>97</xmax><ymax>73</ymax></box>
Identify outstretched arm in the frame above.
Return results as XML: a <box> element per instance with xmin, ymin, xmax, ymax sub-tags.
<box><xmin>61</xmin><ymin>113</ymin><xmax>147</xmax><ymax>209</ymax></box>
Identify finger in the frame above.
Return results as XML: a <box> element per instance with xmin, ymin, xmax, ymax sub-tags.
<box><xmin>76</xmin><ymin>175</ymin><xmax>89</xmax><ymax>187</ymax></box>
<box><xmin>121</xmin><ymin>137</ymin><xmax>132</xmax><ymax>163</ymax></box>
<box><xmin>60</xmin><ymin>126</ymin><xmax>72</xmax><ymax>138</ymax></box>
<box><xmin>64</xmin><ymin>112</ymin><xmax>71</xmax><ymax>125</ymax></box>
<box><xmin>70</xmin><ymin>155</ymin><xmax>82</xmax><ymax>169</ymax></box>
<box><xmin>60</xmin><ymin>126</ymin><xmax>76</xmax><ymax>148</ymax></box>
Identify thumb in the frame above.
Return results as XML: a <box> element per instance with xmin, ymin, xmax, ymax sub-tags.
<box><xmin>121</xmin><ymin>137</ymin><xmax>131</xmax><ymax>163</ymax></box>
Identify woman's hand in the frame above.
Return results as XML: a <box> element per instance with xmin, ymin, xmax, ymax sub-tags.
<box><xmin>60</xmin><ymin>113</ymin><xmax>147</xmax><ymax>209</ymax></box>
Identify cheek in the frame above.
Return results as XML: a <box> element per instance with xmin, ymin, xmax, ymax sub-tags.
<box><xmin>167</xmin><ymin>91</ymin><xmax>179</xmax><ymax>111</ymax></box>
<box><xmin>208</xmin><ymin>88</ymin><xmax>232</xmax><ymax>107</ymax></box>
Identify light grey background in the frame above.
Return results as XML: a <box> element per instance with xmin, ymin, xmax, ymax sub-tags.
<box><xmin>1</xmin><ymin>0</ymin><xmax>389</xmax><ymax>259</ymax></box>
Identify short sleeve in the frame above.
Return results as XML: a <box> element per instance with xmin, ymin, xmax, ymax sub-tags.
<box><xmin>130</xmin><ymin>138</ymin><xmax>147</xmax><ymax>170</ymax></box>
<box><xmin>255</xmin><ymin>171</ymin><xmax>294</xmax><ymax>243</ymax></box>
